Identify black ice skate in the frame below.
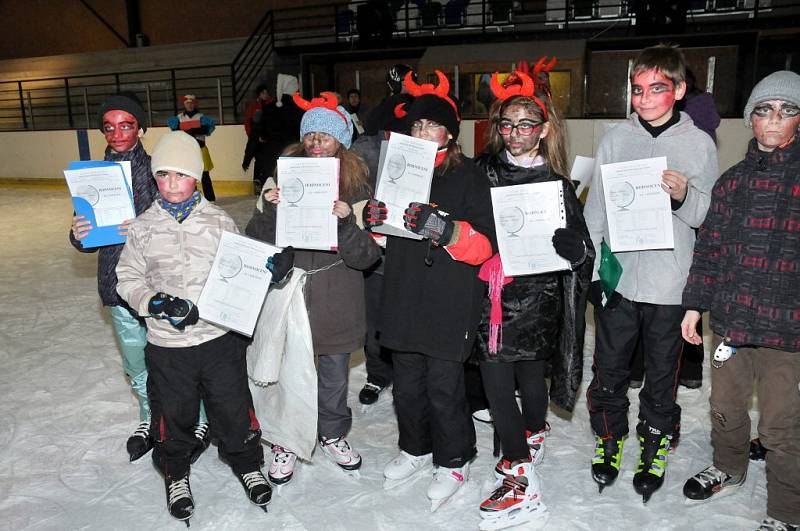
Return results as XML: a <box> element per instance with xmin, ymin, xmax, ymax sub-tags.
<box><xmin>189</xmin><ymin>422</ymin><xmax>210</xmax><ymax>464</ymax></box>
<box><xmin>237</xmin><ymin>470</ymin><xmax>272</xmax><ymax>512</ymax></box>
<box><xmin>591</xmin><ymin>435</ymin><xmax>624</xmax><ymax>493</ymax></box>
<box><xmin>126</xmin><ymin>420</ymin><xmax>153</xmax><ymax>462</ymax></box>
<box><xmin>633</xmin><ymin>422</ymin><xmax>671</xmax><ymax>503</ymax></box>
<box><xmin>165</xmin><ymin>473</ymin><xmax>194</xmax><ymax>526</ymax></box>
<box><xmin>683</xmin><ymin>464</ymin><xmax>745</xmax><ymax>502</ymax></box>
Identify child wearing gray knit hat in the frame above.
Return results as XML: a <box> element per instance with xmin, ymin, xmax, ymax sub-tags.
<box><xmin>743</xmin><ymin>70</ymin><xmax>800</xmax><ymax>127</ymax></box>
<box><xmin>300</xmin><ymin>105</ymin><xmax>354</xmax><ymax>149</ymax></box>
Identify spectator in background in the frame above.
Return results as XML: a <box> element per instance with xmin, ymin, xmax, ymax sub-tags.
<box><xmin>243</xmin><ymin>84</ymin><xmax>275</xmax><ymax>138</ymax></box>
<box><xmin>167</xmin><ymin>94</ymin><xmax>216</xmax><ymax>201</ymax></box>
<box><xmin>679</xmin><ymin>68</ymin><xmax>721</xmax><ymax>143</ymax></box>
<box><xmin>243</xmin><ymin>84</ymin><xmax>280</xmax><ymax>195</ymax></box>
<box><xmin>345</xmin><ymin>89</ymin><xmax>369</xmax><ymax>143</ymax></box>
<box><xmin>364</xmin><ymin>64</ymin><xmax>417</xmax><ymax>136</ymax></box>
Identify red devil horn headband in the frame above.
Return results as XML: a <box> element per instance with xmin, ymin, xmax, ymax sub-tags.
<box><xmin>533</xmin><ymin>56</ymin><xmax>557</xmax><ymax>76</ymax></box>
<box><xmin>402</xmin><ymin>70</ymin><xmax>459</xmax><ymax>118</ymax></box>
<box><xmin>489</xmin><ymin>70</ymin><xmax>549</xmax><ymax>121</ymax></box>
<box><xmin>490</xmin><ymin>70</ymin><xmax>535</xmax><ymax>100</ymax></box>
<box><xmin>292</xmin><ymin>91</ymin><xmax>347</xmax><ymax>123</ymax></box>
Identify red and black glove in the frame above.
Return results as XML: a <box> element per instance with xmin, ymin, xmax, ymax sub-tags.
<box><xmin>403</xmin><ymin>202</ymin><xmax>454</xmax><ymax>246</ymax></box>
<box><xmin>363</xmin><ymin>198</ymin><xmax>387</xmax><ymax>230</ymax></box>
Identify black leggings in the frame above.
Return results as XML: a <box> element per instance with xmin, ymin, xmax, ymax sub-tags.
<box><xmin>480</xmin><ymin>359</ymin><xmax>548</xmax><ymax>461</ymax></box>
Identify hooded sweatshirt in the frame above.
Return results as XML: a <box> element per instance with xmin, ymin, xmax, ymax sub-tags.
<box><xmin>583</xmin><ymin>111</ymin><xmax>719</xmax><ymax>305</ymax></box>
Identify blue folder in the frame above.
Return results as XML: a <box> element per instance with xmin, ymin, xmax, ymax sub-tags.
<box><xmin>67</xmin><ymin>161</ymin><xmax>134</xmax><ymax>249</ymax></box>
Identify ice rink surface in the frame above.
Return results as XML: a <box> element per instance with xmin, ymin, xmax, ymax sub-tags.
<box><xmin>0</xmin><ymin>189</ymin><xmax>769</xmax><ymax>530</ymax></box>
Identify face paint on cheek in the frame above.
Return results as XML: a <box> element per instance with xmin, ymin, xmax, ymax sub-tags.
<box><xmin>102</xmin><ymin>110</ymin><xmax>140</xmax><ymax>153</ymax></box>
<box><xmin>631</xmin><ymin>71</ymin><xmax>677</xmax><ymax>125</ymax></box>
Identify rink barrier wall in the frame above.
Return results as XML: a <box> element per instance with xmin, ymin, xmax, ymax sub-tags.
<box><xmin>0</xmin><ymin>120</ymin><xmax>754</xmax><ymax>197</ymax></box>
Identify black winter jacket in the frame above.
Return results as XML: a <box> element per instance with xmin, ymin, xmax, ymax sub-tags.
<box><xmin>379</xmin><ymin>157</ymin><xmax>496</xmax><ymax>362</ymax></box>
<box><xmin>69</xmin><ymin>142</ymin><xmax>157</xmax><ymax>307</ymax></box>
<box><xmin>683</xmin><ymin>136</ymin><xmax>800</xmax><ymax>352</ymax></box>
<box><xmin>245</xmin><ymin>187</ymin><xmax>381</xmax><ymax>355</ymax></box>
<box><xmin>473</xmin><ymin>152</ymin><xmax>594</xmax><ymax>412</ymax></box>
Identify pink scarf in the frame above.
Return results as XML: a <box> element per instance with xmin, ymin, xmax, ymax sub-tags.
<box><xmin>478</xmin><ymin>253</ymin><xmax>513</xmax><ymax>354</ymax></box>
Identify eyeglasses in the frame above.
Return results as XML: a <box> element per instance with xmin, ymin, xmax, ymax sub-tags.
<box><xmin>752</xmin><ymin>102</ymin><xmax>800</xmax><ymax>120</ymax></box>
<box><xmin>410</xmin><ymin>121</ymin><xmax>445</xmax><ymax>132</ymax></box>
<box><xmin>496</xmin><ymin>120</ymin><xmax>543</xmax><ymax>136</ymax></box>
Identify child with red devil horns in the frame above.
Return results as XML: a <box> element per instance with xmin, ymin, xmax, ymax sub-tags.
<box><xmin>246</xmin><ymin>90</ymin><xmax>382</xmax><ymax>486</ymax></box>
<box><xmin>472</xmin><ymin>68</ymin><xmax>594</xmax><ymax>530</ymax></box>
<box><xmin>362</xmin><ymin>69</ymin><xmax>497</xmax><ymax>510</ymax></box>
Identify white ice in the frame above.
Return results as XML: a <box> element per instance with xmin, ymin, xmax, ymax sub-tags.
<box><xmin>0</xmin><ymin>189</ymin><xmax>768</xmax><ymax>530</ymax></box>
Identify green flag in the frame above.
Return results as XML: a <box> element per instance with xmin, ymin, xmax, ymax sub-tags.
<box><xmin>598</xmin><ymin>240</ymin><xmax>622</xmax><ymax>300</ymax></box>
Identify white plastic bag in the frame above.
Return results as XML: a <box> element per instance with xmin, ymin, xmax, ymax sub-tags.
<box><xmin>247</xmin><ymin>270</ymin><xmax>318</xmax><ymax>460</ymax></box>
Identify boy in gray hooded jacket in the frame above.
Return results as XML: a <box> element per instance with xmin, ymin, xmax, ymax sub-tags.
<box><xmin>583</xmin><ymin>44</ymin><xmax>718</xmax><ymax>501</ymax></box>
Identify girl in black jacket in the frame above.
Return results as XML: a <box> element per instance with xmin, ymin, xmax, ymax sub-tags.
<box><xmin>473</xmin><ymin>72</ymin><xmax>594</xmax><ymax>529</ymax></box>
<box><xmin>363</xmin><ymin>71</ymin><xmax>495</xmax><ymax>511</ymax></box>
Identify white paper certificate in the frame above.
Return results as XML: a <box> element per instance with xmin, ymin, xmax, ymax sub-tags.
<box><xmin>63</xmin><ymin>165</ymin><xmax>135</xmax><ymax>226</ymax></box>
<box><xmin>374</xmin><ymin>133</ymin><xmax>437</xmax><ymax>239</ymax></box>
<box><xmin>600</xmin><ymin>156</ymin><xmax>674</xmax><ymax>253</ymax></box>
<box><xmin>198</xmin><ymin>231</ymin><xmax>279</xmax><ymax>336</ymax></box>
<box><xmin>275</xmin><ymin>157</ymin><xmax>339</xmax><ymax>250</ymax></box>
<box><xmin>491</xmin><ymin>181</ymin><xmax>570</xmax><ymax>277</ymax></box>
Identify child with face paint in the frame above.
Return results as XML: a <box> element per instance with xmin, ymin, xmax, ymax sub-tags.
<box><xmin>246</xmin><ymin>92</ymin><xmax>381</xmax><ymax>486</ymax></box>
<box><xmin>363</xmin><ymin>71</ymin><xmax>496</xmax><ymax>511</ymax></box>
<box><xmin>69</xmin><ymin>93</ymin><xmax>205</xmax><ymax>463</ymax></box>
<box><xmin>116</xmin><ymin>131</ymin><xmax>280</xmax><ymax>523</ymax></box>
<box><xmin>680</xmin><ymin>71</ymin><xmax>800</xmax><ymax>531</ymax></box>
<box><xmin>471</xmin><ymin>72</ymin><xmax>594</xmax><ymax>530</ymax></box>
<box><xmin>582</xmin><ymin>44</ymin><xmax>719</xmax><ymax>502</ymax></box>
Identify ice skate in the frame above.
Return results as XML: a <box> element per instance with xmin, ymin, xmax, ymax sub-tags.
<box><xmin>528</xmin><ymin>424</ymin><xmax>550</xmax><ymax>465</ymax></box>
<box><xmin>237</xmin><ymin>469</ymin><xmax>272</xmax><ymax>512</ymax></box>
<box><xmin>165</xmin><ymin>473</ymin><xmax>194</xmax><ymax>526</ymax></box>
<box><xmin>319</xmin><ymin>436</ymin><xmax>362</xmax><ymax>478</ymax></box>
<box><xmin>591</xmin><ymin>435</ymin><xmax>624</xmax><ymax>493</ymax></box>
<box><xmin>268</xmin><ymin>445</ymin><xmax>297</xmax><ymax>488</ymax></box>
<box><xmin>383</xmin><ymin>450</ymin><xmax>432</xmax><ymax>490</ymax></box>
<box><xmin>683</xmin><ymin>464</ymin><xmax>745</xmax><ymax>502</ymax></box>
<box><xmin>479</xmin><ymin>460</ymin><xmax>549</xmax><ymax>531</ymax></box>
<box><xmin>189</xmin><ymin>422</ymin><xmax>210</xmax><ymax>464</ymax></box>
<box><xmin>126</xmin><ymin>420</ymin><xmax>153</xmax><ymax>462</ymax></box>
<box><xmin>633</xmin><ymin>422</ymin><xmax>671</xmax><ymax>503</ymax></box>
<box><xmin>358</xmin><ymin>382</ymin><xmax>385</xmax><ymax>406</ymax></box>
<box><xmin>428</xmin><ymin>463</ymin><xmax>469</xmax><ymax>512</ymax></box>
<box><xmin>757</xmin><ymin>517</ymin><xmax>799</xmax><ymax>531</ymax></box>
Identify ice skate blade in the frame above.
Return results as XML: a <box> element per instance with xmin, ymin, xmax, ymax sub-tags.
<box><xmin>430</xmin><ymin>497</ymin><xmax>450</xmax><ymax>512</ymax></box>
<box><xmin>642</xmin><ymin>492</ymin><xmax>652</xmax><ymax>504</ymax></box>
<box><xmin>479</xmin><ymin>502</ymin><xmax>550</xmax><ymax>531</ymax></box>
<box><xmin>384</xmin><ymin>465</ymin><xmax>431</xmax><ymax>491</ymax></box>
<box><xmin>683</xmin><ymin>484</ymin><xmax>742</xmax><ymax>505</ymax></box>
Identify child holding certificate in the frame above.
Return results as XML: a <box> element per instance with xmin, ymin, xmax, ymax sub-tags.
<box><xmin>362</xmin><ymin>70</ymin><xmax>495</xmax><ymax>511</ymax></box>
<box><xmin>246</xmin><ymin>92</ymin><xmax>381</xmax><ymax>486</ymax></box>
<box><xmin>116</xmin><ymin>131</ymin><xmax>278</xmax><ymax>524</ymax></box>
<box><xmin>582</xmin><ymin>44</ymin><xmax>719</xmax><ymax>502</ymax></box>
<box><xmin>472</xmin><ymin>70</ymin><xmax>594</xmax><ymax>530</ymax></box>
<box><xmin>67</xmin><ymin>93</ymin><xmax>216</xmax><ymax>464</ymax></box>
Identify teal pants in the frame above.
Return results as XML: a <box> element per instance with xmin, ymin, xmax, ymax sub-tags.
<box><xmin>109</xmin><ymin>306</ymin><xmax>207</xmax><ymax>424</ymax></box>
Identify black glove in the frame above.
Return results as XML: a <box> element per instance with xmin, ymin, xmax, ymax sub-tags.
<box><xmin>362</xmin><ymin>198</ymin><xmax>387</xmax><ymax>230</ymax></box>
<box><xmin>403</xmin><ymin>202</ymin><xmax>455</xmax><ymax>246</ymax></box>
<box><xmin>148</xmin><ymin>292</ymin><xmax>200</xmax><ymax>330</ymax></box>
<box><xmin>267</xmin><ymin>247</ymin><xmax>294</xmax><ymax>284</ymax></box>
<box><xmin>552</xmin><ymin>228</ymin><xmax>587</xmax><ymax>264</ymax></box>
<box><xmin>587</xmin><ymin>280</ymin><xmax>622</xmax><ymax>309</ymax></box>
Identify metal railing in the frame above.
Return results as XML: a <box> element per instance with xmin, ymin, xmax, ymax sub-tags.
<box><xmin>231</xmin><ymin>10</ymin><xmax>275</xmax><ymax>121</ymax></box>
